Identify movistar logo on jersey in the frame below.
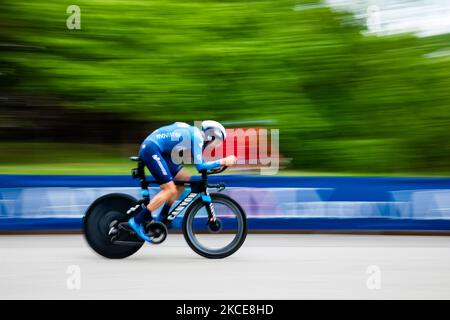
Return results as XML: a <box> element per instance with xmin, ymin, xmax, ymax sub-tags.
<box><xmin>155</xmin><ymin>131</ymin><xmax>180</xmax><ymax>140</ymax></box>
<box><xmin>168</xmin><ymin>193</ymin><xmax>198</xmax><ymax>220</ymax></box>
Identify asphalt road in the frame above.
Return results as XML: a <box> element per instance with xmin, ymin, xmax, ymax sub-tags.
<box><xmin>1</xmin><ymin>234</ymin><xmax>450</xmax><ymax>299</ymax></box>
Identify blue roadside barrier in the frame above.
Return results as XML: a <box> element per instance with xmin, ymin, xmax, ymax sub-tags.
<box><xmin>1</xmin><ymin>174</ymin><xmax>450</xmax><ymax>231</ymax></box>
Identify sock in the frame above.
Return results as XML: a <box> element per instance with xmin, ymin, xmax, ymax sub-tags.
<box><xmin>159</xmin><ymin>203</ymin><xmax>172</xmax><ymax>222</ymax></box>
<box><xmin>133</xmin><ymin>205</ymin><xmax>152</xmax><ymax>225</ymax></box>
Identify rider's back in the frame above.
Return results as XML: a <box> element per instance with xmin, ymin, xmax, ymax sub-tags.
<box><xmin>145</xmin><ymin>122</ymin><xmax>202</xmax><ymax>154</ymax></box>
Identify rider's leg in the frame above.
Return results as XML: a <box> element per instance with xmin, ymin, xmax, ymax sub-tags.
<box><xmin>173</xmin><ymin>168</ymin><xmax>191</xmax><ymax>202</ymax></box>
<box><xmin>148</xmin><ymin>181</ymin><xmax>178</xmax><ymax>211</ymax></box>
<box><xmin>158</xmin><ymin>168</ymin><xmax>191</xmax><ymax>222</ymax></box>
<box><xmin>129</xmin><ymin>181</ymin><xmax>177</xmax><ymax>241</ymax></box>
<box><xmin>130</xmin><ymin>142</ymin><xmax>174</xmax><ymax>233</ymax></box>
<box><xmin>133</xmin><ymin>181</ymin><xmax>177</xmax><ymax>223</ymax></box>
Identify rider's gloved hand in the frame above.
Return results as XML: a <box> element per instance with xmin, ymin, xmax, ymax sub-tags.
<box><xmin>221</xmin><ymin>155</ymin><xmax>237</xmax><ymax>166</ymax></box>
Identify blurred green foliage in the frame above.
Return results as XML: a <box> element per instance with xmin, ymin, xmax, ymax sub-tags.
<box><xmin>1</xmin><ymin>0</ymin><xmax>450</xmax><ymax>174</ymax></box>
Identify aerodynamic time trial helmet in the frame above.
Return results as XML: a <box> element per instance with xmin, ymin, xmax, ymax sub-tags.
<box><xmin>201</xmin><ymin>120</ymin><xmax>227</xmax><ymax>143</ymax></box>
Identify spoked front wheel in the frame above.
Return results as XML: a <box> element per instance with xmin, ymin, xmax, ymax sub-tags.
<box><xmin>182</xmin><ymin>193</ymin><xmax>247</xmax><ymax>259</ymax></box>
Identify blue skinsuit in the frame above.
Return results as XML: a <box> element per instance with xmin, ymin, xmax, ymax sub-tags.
<box><xmin>139</xmin><ymin>122</ymin><xmax>221</xmax><ymax>184</ymax></box>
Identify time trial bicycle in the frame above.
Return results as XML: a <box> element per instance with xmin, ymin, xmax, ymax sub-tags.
<box><xmin>83</xmin><ymin>156</ymin><xmax>247</xmax><ymax>259</ymax></box>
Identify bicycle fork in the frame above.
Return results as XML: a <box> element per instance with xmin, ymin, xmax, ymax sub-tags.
<box><xmin>201</xmin><ymin>193</ymin><xmax>217</xmax><ymax>223</ymax></box>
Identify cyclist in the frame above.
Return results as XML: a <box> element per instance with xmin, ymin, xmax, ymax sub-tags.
<box><xmin>128</xmin><ymin>120</ymin><xmax>237</xmax><ymax>241</ymax></box>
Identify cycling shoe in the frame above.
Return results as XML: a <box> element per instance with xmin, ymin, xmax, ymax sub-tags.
<box><xmin>128</xmin><ymin>217</ymin><xmax>151</xmax><ymax>242</ymax></box>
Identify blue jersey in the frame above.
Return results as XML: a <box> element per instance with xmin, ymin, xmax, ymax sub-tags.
<box><xmin>142</xmin><ymin>122</ymin><xmax>221</xmax><ymax>172</ymax></box>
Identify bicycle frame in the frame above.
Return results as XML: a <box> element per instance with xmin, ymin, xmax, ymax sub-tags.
<box><xmin>131</xmin><ymin>158</ymin><xmax>224</xmax><ymax>222</ymax></box>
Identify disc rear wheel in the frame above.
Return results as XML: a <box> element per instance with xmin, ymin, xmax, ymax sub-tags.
<box><xmin>83</xmin><ymin>193</ymin><xmax>144</xmax><ymax>259</ymax></box>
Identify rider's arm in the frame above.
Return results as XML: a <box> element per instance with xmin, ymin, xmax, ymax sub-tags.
<box><xmin>196</xmin><ymin>159</ymin><xmax>222</xmax><ymax>171</ymax></box>
<box><xmin>192</xmin><ymin>127</ymin><xmax>222</xmax><ymax>171</ymax></box>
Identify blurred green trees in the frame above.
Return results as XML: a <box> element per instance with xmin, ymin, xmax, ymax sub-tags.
<box><xmin>1</xmin><ymin>0</ymin><xmax>449</xmax><ymax>174</ymax></box>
